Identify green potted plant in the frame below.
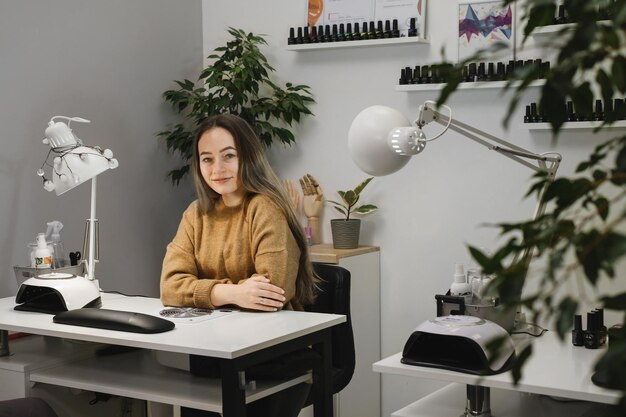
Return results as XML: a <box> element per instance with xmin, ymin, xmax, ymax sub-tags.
<box><xmin>328</xmin><ymin>177</ymin><xmax>378</xmax><ymax>249</ymax></box>
<box><xmin>158</xmin><ymin>27</ymin><xmax>315</xmax><ymax>185</ymax></box>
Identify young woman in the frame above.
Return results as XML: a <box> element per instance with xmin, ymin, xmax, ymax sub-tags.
<box><xmin>160</xmin><ymin>114</ymin><xmax>318</xmax><ymax>417</ymax></box>
<box><xmin>160</xmin><ymin>113</ymin><xmax>318</xmax><ymax>312</ymax></box>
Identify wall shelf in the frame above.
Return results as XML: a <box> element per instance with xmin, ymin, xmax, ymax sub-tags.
<box><xmin>396</xmin><ymin>79</ymin><xmax>545</xmax><ymax>92</ymax></box>
<box><xmin>524</xmin><ymin>120</ymin><xmax>626</xmax><ymax>131</ymax></box>
<box><xmin>285</xmin><ymin>36</ymin><xmax>429</xmax><ymax>51</ymax></box>
<box><xmin>531</xmin><ymin>21</ymin><xmax>610</xmax><ymax>39</ymax></box>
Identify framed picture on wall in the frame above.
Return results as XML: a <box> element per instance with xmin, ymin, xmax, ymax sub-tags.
<box><xmin>458</xmin><ymin>0</ymin><xmax>515</xmax><ymax>62</ymax></box>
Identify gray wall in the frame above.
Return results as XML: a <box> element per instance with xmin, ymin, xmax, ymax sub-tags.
<box><xmin>0</xmin><ymin>0</ymin><xmax>203</xmax><ymax>298</ymax></box>
<box><xmin>202</xmin><ymin>1</ymin><xmax>626</xmax><ymax>415</ymax></box>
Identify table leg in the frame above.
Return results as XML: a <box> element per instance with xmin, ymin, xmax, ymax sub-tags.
<box><xmin>312</xmin><ymin>329</ymin><xmax>333</xmax><ymax>417</ymax></box>
<box><xmin>465</xmin><ymin>384</ymin><xmax>491</xmax><ymax>417</ymax></box>
<box><xmin>0</xmin><ymin>330</ymin><xmax>9</xmax><ymax>357</ymax></box>
<box><xmin>221</xmin><ymin>360</ymin><xmax>246</xmax><ymax>417</ymax></box>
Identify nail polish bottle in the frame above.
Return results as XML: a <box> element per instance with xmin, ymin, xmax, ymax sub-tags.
<box><xmin>384</xmin><ymin>20</ymin><xmax>392</xmax><ymax>38</ymax></box>
<box><xmin>303</xmin><ymin>26</ymin><xmax>310</xmax><ymax>44</ymax></box>
<box><xmin>567</xmin><ymin>101</ymin><xmax>576</xmax><ymax>122</ymax></box>
<box><xmin>534</xmin><ymin>59</ymin><xmax>543</xmax><ymax>78</ymax></box>
<box><xmin>345</xmin><ymin>23</ymin><xmax>353</xmax><ymax>41</ymax></box>
<box><xmin>353</xmin><ymin>22</ymin><xmax>361</xmax><ymax>41</ymax></box>
<box><xmin>310</xmin><ymin>26</ymin><xmax>319</xmax><ymax>43</ymax></box>
<box><xmin>431</xmin><ymin>67</ymin><xmax>441</xmax><ymax>84</ymax></box>
<box><xmin>541</xmin><ymin>61</ymin><xmax>551</xmax><ymax>78</ymax></box>
<box><xmin>422</xmin><ymin>65</ymin><xmax>431</xmax><ymax>83</ymax></box>
<box><xmin>584</xmin><ymin>311</ymin><xmax>599</xmax><ymax>349</ymax></box>
<box><xmin>530</xmin><ymin>102</ymin><xmax>539</xmax><ymax>122</ymax></box>
<box><xmin>477</xmin><ymin>63</ymin><xmax>486</xmax><ymax>81</ymax></box>
<box><xmin>572</xmin><ymin>314</ymin><xmax>584</xmax><ymax>346</ymax></box>
<box><xmin>468</xmin><ymin>63</ymin><xmax>477</xmax><ymax>82</ymax></box>
<box><xmin>360</xmin><ymin>22</ymin><xmax>369</xmax><ymax>40</ymax></box>
<box><xmin>487</xmin><ymin>62</ymin><xmax>495</xmax><ymax>81</ymax></box>
<box><xmin>576</xmin><ymin>102</ymin><xmax>588</xmax><ymax>121</ymax></box>
<box><xmin>605</xmin><ymin>98</ymin><xmax>614</xmax><ymax>120</ymax></box>
<box><xmin>616</xmin><ymin>98</ymin><xmax>626</xmax><ymax>119</ymax></box>
<box><xmin>376</xmin><ymin>20</ymin><xmax>384</xmax><ymax>39</ymax></box>
<box><xmin>392</xmin><ymin>19</ymin><xmax>400</xmax><ymax>38</ymax></box>
<box><xmin>496</xmin><ymin>62</ymin><xmax>505</xmax><ymax>81</ymax></box>
<box><xmin>524</xmin><ymin>105</ymin><xmax>532</xmax><ymax>123</ymax></box>
<box><xmin>318</xmin><ymin>25</ymin><xmax>325</xmax><ymax>42</ymax></box>
<box><xmin>404</xmin><ymin>67</ymin><xmax>413</xmax><ymax>84</ymax></box>
<box><xmin>408</xmin><ymin>17</ymin><xmax>417</xmax><ymax>37</ymax></box>
<box><xmin>506</xmin><ymin>60</ymin><xmax>514</xmax><ymax>79</ymax></box>
<box><xmin>594</xmin><ymin>308</ymin><xmax>608</xmax><ymax>346</ymax></box>
<box><xmin>338</xmin><ymin>23</ymin><xmax>346</xmax><ymax>42</ymax></box>
<box><xmin>367</xmin><ymin>21</ymin><xmax>376</xmax><ymax>39</ymax></box>
<box><xmin>288</xmin><ymin>27</ymin><xmax>296</xmax><ymax>45</ymax></box>
<box><xmin>412</xmin><ymin>66</ymin><xmax>421</xmax><ymax>84</ymax></box>
<box><xmin>331</xmin><ymin>24</ymin><xmax>339</xmax><ymax>42</ymax></box>
<box><xmin>399</xmin><ymin>68</ymin><xmax>407</xmax><ymax>85</ymax></box>
<box><xmin>323</xmin><ymin>25</ymin><xmax>331</xmax><ymax>42</ymax></box>
<box><xmin>296</xmin><ymin>27</ymin><xmax>303</xmax><ymax>44</ymax></box>
<box><xmin>555</xmin><ymin>5</ymin><xmax>567</xmax><ymax>25</ymax></box>
<box><xmin>594</xmin><ymin>99</ymin><xmax>604</xmax><ymax>121</ymax></box>
<box><xmin>461</xmin><ymin>66</ymin><xmax>469</xmax><ymax>83</ymax></box>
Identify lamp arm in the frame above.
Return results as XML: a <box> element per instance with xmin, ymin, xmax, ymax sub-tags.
<box><xmin>418</xmin><ymin>101</ymin><xmax>561</xmax><ymax>179</ymax></box>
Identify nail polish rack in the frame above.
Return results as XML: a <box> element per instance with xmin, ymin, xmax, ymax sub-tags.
<box><xmin>285</xmin><ymin>19</ymin><xmax>429</xmax><ymax>51</ymax></box>
<box><xmin>523</xmin><ymin>99</ymin><xmax>626</xmax><ymax>130</ymax></box>
<box><xmin>396</xmin><ymin>59</ymin><xmax>550</xmax><ymax>92</ymax></box>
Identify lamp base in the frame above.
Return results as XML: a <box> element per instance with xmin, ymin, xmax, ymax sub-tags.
<box><xmin>15</xmin><ymin>276</ymin><xmax>101</xmax><ymax>314</ymax></box>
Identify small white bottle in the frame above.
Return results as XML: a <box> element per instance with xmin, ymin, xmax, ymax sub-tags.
<box><xmin>34</xmin><ymin>233</ymin><xmax>53</xmax><ymax>269</ymax></box>
<box><xmin>450</xmin><ymin>263</ymin><xmax>471</xmax><ymax>303</ymax></box>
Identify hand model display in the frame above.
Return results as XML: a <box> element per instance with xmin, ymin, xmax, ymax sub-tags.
<box><xmin>299</xmin><ymin>174</ymin><xmax>324</xmax><ymax>244</ymax></box>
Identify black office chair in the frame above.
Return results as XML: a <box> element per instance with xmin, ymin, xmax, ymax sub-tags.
<box><xmin>303</xmin><ymin>263</ymin><xmax>356</xmax><ymax>405</ymax></box>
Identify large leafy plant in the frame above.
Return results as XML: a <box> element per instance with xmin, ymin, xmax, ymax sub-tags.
<box><xmin>158</xmin><ymin>27</ymin><xmax>314</xmax><ymax>184</ymax></box>
<box><xmin>433</xmin><ymin>0</ymin><xmax>626</xmax><ymax>410</ymax></box>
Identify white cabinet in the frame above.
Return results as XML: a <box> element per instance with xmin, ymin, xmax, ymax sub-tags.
<box><xmin>309</xmin><ymin>244</ymin><xmax>381</xmax><ymax>417</ymax></box>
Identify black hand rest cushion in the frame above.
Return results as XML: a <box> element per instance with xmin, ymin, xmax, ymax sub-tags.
<box><xmin>54</xmin><ymin>308</ymin><xmax>175</xmax><ymax>334</ymax></box>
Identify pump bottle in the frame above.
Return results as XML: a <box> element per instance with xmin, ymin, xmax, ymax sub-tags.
<box><xmin>34</xmin><ymin>233</ymin><xmax>52</xmax><ymax>269</ymax></box>
<box><xmin>46</xmin><ymin>221</ymin><xmax>68</xmax><ymax>268</ymax></box>
<box><xmin>450</xmin><ymin>263</ymin><xmax>471</xmax><ymax>303</ymax></box>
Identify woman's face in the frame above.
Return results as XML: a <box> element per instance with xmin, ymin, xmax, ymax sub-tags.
<box><xmin>198</xmin><ymin>127</ymin><xmax>245</xmax><ymax>206</ymax></box>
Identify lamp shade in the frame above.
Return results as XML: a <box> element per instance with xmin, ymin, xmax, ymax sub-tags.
<box><xmin>348</xmin><ymin>105</ymin><xmax>412</xmax><ymax>176</ymax></box>
<box><xmin>41</xmin><ymin>118</ymin><xmax>118</xmax><ymax>195</ymax></box>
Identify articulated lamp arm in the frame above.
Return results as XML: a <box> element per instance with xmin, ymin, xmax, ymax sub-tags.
<box><xmin>416</xmin><ymin>100</ymin><xmax>561</xmax><ymax>179</ymax></box>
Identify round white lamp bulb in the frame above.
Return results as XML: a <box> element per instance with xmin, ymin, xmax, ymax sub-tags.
<box><xmin>348</xmin><ymin>105</ymin><xmax>412</xmax><ymax>176</ymax></box>
<box><xmin>43</xmin><ymin>180</ymin><xmax>55</xmax><ymax>192</ymax></box>
<box><xmin>108</xmin><ymin>158</ymin><xmax>119</xmax><ymax>169</ymax></box>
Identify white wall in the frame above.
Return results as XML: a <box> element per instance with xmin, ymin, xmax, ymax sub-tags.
<box><xmin>0</xmin><ymin>0</ymin><xmax>203</xmax><ymax>298</ymax></box>
<box><xmin>202</xmin><ymin>1</ymin><xmax>626</xmax><ymax>416</ymax></box>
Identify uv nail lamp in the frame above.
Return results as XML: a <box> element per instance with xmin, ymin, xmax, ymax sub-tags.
<box><xmin>401</xmin><ymin>315</ymin><xmax>515</xmax><ymax>375</ymax></box>
<box><xmin>15</xmin><ymin>274</ymin><xmax>101</xmax><ymax>314</ymax></box>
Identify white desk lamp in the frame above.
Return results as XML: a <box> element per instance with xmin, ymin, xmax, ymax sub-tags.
<box><xmin>348</xmin><ymin>101</ymin><xmax>561</xmax><ymax>417</ymax></box>
<box><xmin>15</xmin><ymin>116</ymin><xmax>119</xmax><ymax>313</ymax></box>
<box><xmin>349</xmin><ymin>100</ymin><xmax>561</xmax><ymax>266</ymax></box>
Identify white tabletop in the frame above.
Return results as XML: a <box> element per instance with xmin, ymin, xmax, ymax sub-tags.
<box><xmin>0</xmin><ymin>293</ymin><xmax>345</xmax><ymax>359</ymax></box>
<box><xmin>373</xmin><ymin>333</ymin><xmax>620</xmax><ymax>405</ymax></box>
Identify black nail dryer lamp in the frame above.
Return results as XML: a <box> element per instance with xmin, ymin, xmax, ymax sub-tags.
<box><xmin>401</xmin><ymin>315</ymin><xmax>515</xmax><ymax>375</ymax></box>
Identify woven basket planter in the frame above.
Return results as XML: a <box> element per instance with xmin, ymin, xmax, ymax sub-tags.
<box><xmin>330</xmin><ymin>219</ymin><xmax>361</xmax><ymax>249</ymax></box>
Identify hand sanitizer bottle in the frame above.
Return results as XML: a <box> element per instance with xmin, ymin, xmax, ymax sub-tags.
<box><xmin>34</xmin><ymin>233</ymin><xmax>53</xmax><ymax>269</ymax></box>
<box><xmin>46</xmin><ymin>221</ymin><xmax>68</xmax><ymax>268</ymax></box>
<box><xmin>450</xmin><ymin>263</ymin><xmax>471</xmax><ymax>303</ymax></box>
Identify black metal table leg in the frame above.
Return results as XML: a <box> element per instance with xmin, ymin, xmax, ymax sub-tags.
<box><xmin>312</xmin><ymin>328</ymin><xmax>333</xmax><ymax>417</ymax></box>
<box><xmin>221</xmin><ymin>360</ymin><xmax>246</xmax><ymax>417</ymax></box>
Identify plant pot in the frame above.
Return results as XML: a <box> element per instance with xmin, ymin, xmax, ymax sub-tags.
<box><xmin>331</xmin><ymin>219</ymin><xmax>361</xmax><ymax>249</ymax></box>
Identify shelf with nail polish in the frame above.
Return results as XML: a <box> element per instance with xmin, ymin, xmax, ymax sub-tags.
<box><xmin>523</xmin><ymin>99</ymin><xmax>626</xmax><ymax>130</ymax></box>
<box><xmin>285</xmin><ymin>18</ymin><xmax>428</xmax><ymax>51</ymax></box>
<box><xmin>530</xmin><ymin>2</ymin><xmax>612</xmax><ymax>38</ymax></box>
<box><xmin>396</xmin><ymin>59</ymin><xmax>548</xmax><ymax>92</ymax></box>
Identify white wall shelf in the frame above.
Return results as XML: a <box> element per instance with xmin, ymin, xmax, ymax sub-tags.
<box><xmin>285</xmin><ymin>36</ymin><xmax>428</xmax><ymax>51</ymax></box>
<box><xmin>525</xmin><ymin>120</ymin><xmax>626</xmax><ymax>131</ymax></box>
<box><xmin>531</xmin><ymin>21</ymin><xmax>610</xmax><ymax>39</ymax></box>
<box><xmin>396</xmin><ymin>79</ymin><xmax>545</xmax><ymax>92</ymax></box>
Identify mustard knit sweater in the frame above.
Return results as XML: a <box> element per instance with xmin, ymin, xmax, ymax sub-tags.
<box><xmin>160</xmin><ymin>194</ymin><xmax>302</xmax><ymax>310</ymax></box>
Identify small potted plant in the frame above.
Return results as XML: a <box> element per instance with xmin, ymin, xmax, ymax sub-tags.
<box><xmin>328</xmin><ymin>177</ymin><xmax>378</xmax><ymax>249</ymax></box>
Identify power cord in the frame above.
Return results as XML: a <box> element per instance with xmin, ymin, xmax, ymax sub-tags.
<box><xmin>511</xmin><ymin>321</ymin><xmax>548</xmax><ymax>337</ymax></box>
